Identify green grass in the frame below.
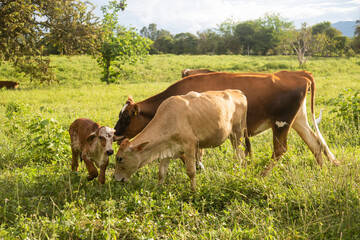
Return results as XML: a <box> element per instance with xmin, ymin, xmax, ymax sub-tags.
<box><xmin>0</xmin><ymin>55</ymin><xmax>359</xmax><ymax>239</ymax></box>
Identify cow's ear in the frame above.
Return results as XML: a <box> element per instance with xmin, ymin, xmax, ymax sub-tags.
<box><xmin>86</xmin><ymin>132</ymin><xmax>97</xmax><ymax>143</ymax></box>
<box><xmin>131</xmin><ymin>141</ymin><xmax>149</xmax><ymax>152</ymax></box>
<box><xmin>114</xmin><ymin>135</ymin><xmax>125</xmax><ymax>144</ymax></box>
<box><xmin>133</xmin><ymin>104</ymin><xmax>140</xmax><ymax>116</ymax></box>
<box><xmin>126</xmin><ymin>96</ymin><xmax>134</xmax><ymax>105</ymax></box>
<box><xmin>120</xmin><ymin>138</ymin><xmax>130</xmax><ymax>148</ymax></box>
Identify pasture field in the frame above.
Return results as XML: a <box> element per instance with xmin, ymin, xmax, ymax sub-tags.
<box><xmin>0</xmin><ymin>55</ymin><xmax>360</xmax><ymax>239</ymax></box>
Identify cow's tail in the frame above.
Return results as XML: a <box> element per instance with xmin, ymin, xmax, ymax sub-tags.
<box><xmin>244</xmin><ymin>129</ymin><xmax>252</xmax><ymax>158</ymax></box>
<box><xmin>309</xmin><ymin>74</ymin><xmax>337</xmax><ymax>162</ymax></box>
<box><xmin>242</xmin><ymin>100</ymin><xmax>252</xmax><ymax>158</ymax></box>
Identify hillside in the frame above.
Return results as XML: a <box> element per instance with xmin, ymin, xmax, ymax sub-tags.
<box><xmin>332</xmin><ymin>21</ymin><xmax>357</xmax><ymax>37</ymax></box>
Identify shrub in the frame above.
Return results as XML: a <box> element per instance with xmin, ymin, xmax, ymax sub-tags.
<box><xmin>328</xmin><ymin>88</ymin><xmax>360</xmax><ymax>130</ymax></box>
<box><xmin>25</xmin><ymin>107</ymin><xmax>70</xmax><ymax>164</ymax></box>
<box><xmin>3</xmin><ymin>105</ymin><xmax>70</xmax><ymax>166</ymax></box>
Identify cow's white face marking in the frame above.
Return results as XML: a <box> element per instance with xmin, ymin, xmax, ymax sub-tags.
<box><xmin>275</xmin><ymin>121</ymin><xmax>288</xmax><ymax>128</ymax></box>
<box><xmin>91</xmin><ymin>126</ymin><xmax>115</xmax><ymax>167</ymax></box>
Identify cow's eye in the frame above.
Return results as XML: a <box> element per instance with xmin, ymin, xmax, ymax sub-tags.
<box><xmin>117</xmin><ymin>157</ymin><xmax>123</xmax><ymax>163</ymax></box>
<box><xmin>99</xmin><ymin>136</ymin><xmax>105</xmax><ymax>140</ymax></box>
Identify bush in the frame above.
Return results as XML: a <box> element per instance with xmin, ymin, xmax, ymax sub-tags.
<box><xmin>25</xmin><ymin>107</ymin><xmax>70</xmax><ymax>164</ymax></box>
<box><xmin>3</xmin><ymin>105</ymin><xmax>69</xmax><ymax>166</ymax></box>
<box><xmin>328</xmin><ymin>88</ymin><xmax>360</xmax><ymax>130</ymax></box>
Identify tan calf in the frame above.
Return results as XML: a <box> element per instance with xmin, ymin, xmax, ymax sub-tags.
<box><xmin>69</xmin><ymin>118</ymin><xmax>115</xmax><ymax>184</ymax></box>
<box><xmin>114</xmin><ymin>90</ymin><xmax>248</xmax><ymax>191</ymax></box>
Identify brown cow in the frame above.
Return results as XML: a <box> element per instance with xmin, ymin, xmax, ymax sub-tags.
<box><xmin>114</xmin><ymin>71</ymin><xmax>340</xmax><ymax>175</ymax></box>
<box><xmin>181</xmin><ymin>69</ymin><xmax>214</xmax><ymax>78</ymax></box>
<box><xmin>115</xmin><ymin>71</ymin><xmax>339</xmax><ymax>175</ymax></box>
<box><xmin>0</xmin><ymin>81</ymin><xmax>19</xmax><ymax>89</ymax></box>
<box><xmin>114</xmin><ymin>90</ymin><xmax>249</xmax><ymax>191</ymax></box>
<box><xmin>69</xmin><ymin>118</ymin><xmax>115</xmax><ymax>184</ymax></box>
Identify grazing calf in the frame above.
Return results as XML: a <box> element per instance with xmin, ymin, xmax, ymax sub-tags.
<box><xmin>0</xmin><ymin>81</ymin><xmax>19</xmax><ymax>89</ymax></box>
<box><xmin>181</xmin><ymin>69</ymin><xmax>214</xmax><ymax>78</ymax></box>
<box><xmin>114</xmin><ymin>90</ymin><xmax>249</xmax><ymax>191</ymax></box>
<box><xmin>69</xmin><ymin>118</ymin><xmax>115</xmax><ymax>184</ymax></box>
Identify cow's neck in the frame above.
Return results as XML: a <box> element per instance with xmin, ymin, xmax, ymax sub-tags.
<box><xmin>131</xmin><ymin>131</ymin><xmax>180</xmax><ymax>169</ymax></box>
<box><xmin>137</xmin><ymin>88</ymin><xmax>173</xmax><ymax>118</ymax></box>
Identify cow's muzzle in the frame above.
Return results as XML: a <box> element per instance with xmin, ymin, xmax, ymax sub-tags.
<box><xmin>114</xmin><ymin>174</ymin><xmax>127</xmax><ymax>182</ymax></box>
<box><xmin>106</xmin><ymin>149</ymin><xmax>114</xmax><ymax>156</ymax></box>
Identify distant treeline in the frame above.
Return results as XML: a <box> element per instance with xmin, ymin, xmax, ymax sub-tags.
<box><xmin>1</xmin><ymin>0</ymin><xmax>359</xmax><ymax>84</ymax></box>
<box><xmin>138</xmin><ymin>14</ymin><xmax>360</xmax><ymax>57</ymax></box>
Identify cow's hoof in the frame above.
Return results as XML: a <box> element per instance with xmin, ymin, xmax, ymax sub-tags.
<box><xmin>87</xmin><ymin>175</ymin><xmax>97</xmax><ymax>181</ymax></box>
<box><xmin>98</xmin><ymin>178</ymin><xmax>105</xmax><ymax>184</ymax></box>
<box><xmin>196</xmin><ymin>162</ymin><xmax>205</xmax><ymax>172</ymax></box>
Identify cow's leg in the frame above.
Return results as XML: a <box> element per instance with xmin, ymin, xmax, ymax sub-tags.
<box><xmin>261</xmin><ymin>124</ymin><xmax>290</xmax><ymax>176</ymax></box>
<box><xmin>292</xmin><ymin>101</ymin><xmax>339</xmax><ymax>166</ymax></box>
<box><xmin>180</xmin><ymin>149</ymin><xmax>205</xmax><ymax>172</ymax></box>
<box><xmin>98</xmin><ymin>158</ymin><xmax>109</xmax><ymax>184</ymax></box>
<box><xmin>70</xmin><ymin>148</ymin><xmax>80</xmax><ymax>171</ymax></box>
<box><xmin>158</xmin><ymin>158</ymin><xmax>171</xmax><ymax>185</ymax></box>
<box><xmin>182</xmin><ymin>146</ymin><xmax>197</xmax><ymax>191</ymax></box>
<box><xmin>195</xmin><ymin>148</ymin><xmax>205</xmax><ymax>171</ymax></box>
<box><xmin>229</xmin><ymin>132</ymin><xmax>246</xmax><ymax>166</ymax></box>
<box><xmin>292</xmin><ymin>111</ymin><xmax>323</xmax><ymax>165</ymax></box>
<box><xmin>81</xmin><ymin>153</ymin><xmax>98</xmax><ymax>181</ymax></box>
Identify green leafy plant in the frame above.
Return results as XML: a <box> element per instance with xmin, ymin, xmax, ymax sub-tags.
<box><xmin>329</xmin><ymin>88</ymin><xmax>360</xmax><ymax>130</ymax></box>
<box><xmin>24</xmin><ymin>107</ymin><xmax>69</xmax><ymax>164</ymax></box>
<box><xmin>97</xmin><ymin>0</ymin><xmax>152</xmax><ymax>84</ymax></box>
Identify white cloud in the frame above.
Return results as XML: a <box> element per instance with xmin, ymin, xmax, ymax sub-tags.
<box><xmin>89</xmin><ymin>0</ymin><xmax>360</xmax><ymax>33</ymax></box>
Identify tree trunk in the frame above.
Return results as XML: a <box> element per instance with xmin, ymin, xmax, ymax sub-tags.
<box><xmin>105</xmin><ymin>60</ymin><xmax>110</xmax><ymax>84</ymax></box>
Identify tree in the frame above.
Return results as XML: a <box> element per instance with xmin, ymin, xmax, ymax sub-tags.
<box><xmin>0</xmin><ymin>0</ymin><xmax>100</xmax><ymax>83</ymax></box>
<box><xmin>311</xmin><ymin>21</ymin><xmax>343</xmax><ymax>56</ymax></box>
<box><xmin>312</xmin><ymin>21</ymin><xmax>341</xmax><ymax>38</ymax></box>
<box><xmin>44</xmin><ymin>0</ymin><xmax>101</xmax><ymax>55</ymax></box>
<box><xmin>140</xmin><ymin>23</ymin><xmax>161</xmax><ymax>41</ymax></box>
<box><xmin>234</xmin><ymin>21</ymin><xmax>258</xmax><ymax>55</ymax></box>
<box><xmin>172</xmin><ymin>33</ymin><xmax>198</xmax><ymax>54</ymax></box>
<box><xmin>97</xmin><ymin>0</ymin><xmax>152</xmax><ymax>84</ymax></box>
<box><xmin>140</xmin><ymin>23</ymin><xmax>173</xmax><ymax>54</ymax></box>
<box><xmin>260</xmin><ymin>13</ymin><xmax>294</xmax><ymax>55</ymax></box>
<box><xmin>312</xmin><ymin>32</ymin><xmax>333</xmax><ymax>57</ymax></box>
<box><xmin>290</xmin><ymin>23</ymin><xmax>317</xmax><ymax>65</ymax></box>
<box><xmin>216</xmin><ymin>18</ymin><xmax>240</xmax><ymax>54</ymax></box>
<box><xmin>153</xmin><ymin>30</ymin><xmax>174</xmax><ymax>53</ymax></box>
<box><xmin>352</xmin><ymin>20</ymin><xmax>360</xmax><ymax>53</ymax></box>
<box><xmin>197</xmin><ymin>30</ymin><xmax>221</xmax><ymax>54</ymax></box>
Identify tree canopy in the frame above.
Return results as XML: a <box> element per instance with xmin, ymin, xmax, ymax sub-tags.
<box><xmin>138</xmin><ymin>16</ymin><xmax>358</xmax><ymax>61</ymax></box>
<box><xmin>0</xmin><ymin>0</ymin><xmax>100</xmax><ymax>83</ymax></box>
<box><xmin>97</xmin><ymin>0</ymin><xmax>152</xmax><ymax>84</ymax></box>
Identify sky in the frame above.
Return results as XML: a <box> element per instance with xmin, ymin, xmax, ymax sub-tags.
<box><xmin>88</xmin><ymin>0</ymin><xmax>360</xmax><ymax>34</ymax></box>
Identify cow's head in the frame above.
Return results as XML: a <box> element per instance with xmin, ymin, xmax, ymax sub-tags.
<box><xmin>87</xmin><ymin>126</ymin><xmax>115</xmax><ymax>159</ymax></box>
<box><xmin>114</xmin><ymin>96</ymin><xmax>151</xmax><ymax>141</ymax></box>
<box><xmin>114</xmin><ymin>138</ymin><xmax>149</xmax><ymax>182</ymax></box>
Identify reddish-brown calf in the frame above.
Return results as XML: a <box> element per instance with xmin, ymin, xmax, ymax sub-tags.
<box><xmin>69</xmin><ymin>118</ymin><xmax>115</xmax><ymax>184</ymax></box>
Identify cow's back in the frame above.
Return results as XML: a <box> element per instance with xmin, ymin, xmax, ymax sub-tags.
<box><xmin>166</xmin><ymin>73</ymin><xmax>308</xmax><ymax>135</ymax></box>
<box><xmin>116</xmin><ymin>72</ymin><xmax>311</xmax><ymax>139</ymax></box>
<box><xmin>69</xmin><ymin>118</ymin><xmax>100</xmax><ymax>149</ymax></box>
<box><xmin>155</xmin><ymin>90</ymin><xmax>246</xmax><ymax>148</ymax></box>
